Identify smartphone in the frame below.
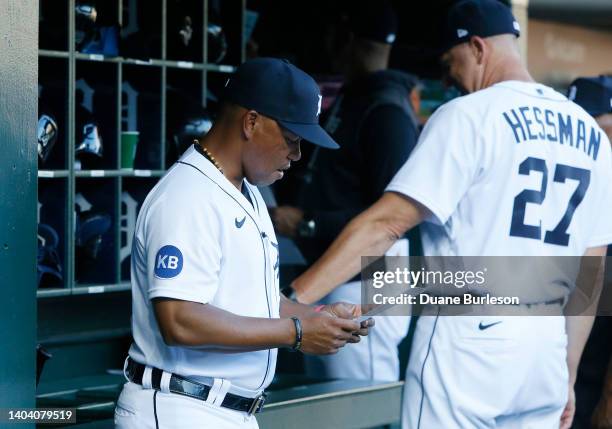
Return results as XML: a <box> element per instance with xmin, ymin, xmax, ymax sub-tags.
<box><xmin>356</xmin><ymin>303</ymin><xmax>397</xmax><ymax>323</ymax></box>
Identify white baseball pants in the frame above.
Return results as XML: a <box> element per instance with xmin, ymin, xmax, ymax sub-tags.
<box><xmin>402</xmin><ymin>314</ymin><xmax>568</xmax><ymax>429</ymax></box>
<box><xmin>114</xmin><ymin>381</ymin><xmax>259</xmax><ymax>429</ymax></box>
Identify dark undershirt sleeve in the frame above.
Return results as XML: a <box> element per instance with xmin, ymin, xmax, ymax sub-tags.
<box><xmin>361</xmin><ymin>105</ymin><xmax>418</xmax><ymax>202</ymax></box>
<box><xmin>311</xmin><ymin>105</ymin><xmax>418</xmax><ymax>243</ymax></box>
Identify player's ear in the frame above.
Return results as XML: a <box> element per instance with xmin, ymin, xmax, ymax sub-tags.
<box><xmin>242</xmin><ymin>110</ymin><xmax>259</xmax><ymax>140</ymax></box>
<box><xmin>469</xmin><ymin>36</ymin><xmax>487</xmax><ymax>65</ymax></box>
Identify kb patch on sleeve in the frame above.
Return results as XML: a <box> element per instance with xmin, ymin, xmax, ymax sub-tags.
<box><xmin>154</xmin><ymin>245</ymin><xmax>184</xmax><ymax>279</ymax></box>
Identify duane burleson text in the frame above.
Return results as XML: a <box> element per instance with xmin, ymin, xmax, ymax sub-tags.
<box><xmin>372</xmin><ymin>293</ymin><xmax>520</xmax><ymax>305</ymax></box>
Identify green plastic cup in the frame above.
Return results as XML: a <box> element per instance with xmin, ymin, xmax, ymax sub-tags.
<box><xmin>121</xmin><ymin>131</ymin><xmax>139</xmax><ymax>169</ymax></box>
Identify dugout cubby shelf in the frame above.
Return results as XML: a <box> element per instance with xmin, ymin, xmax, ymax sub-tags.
<box><xmin>37</xmin><ymin>0</ymin><xmax>246</xmax><ymax>298</ymax></box>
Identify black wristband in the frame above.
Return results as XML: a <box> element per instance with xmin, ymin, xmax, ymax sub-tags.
<box><xmin>289</xmin><ymin>317</ymin><xmax>302</xmax><ymax>352</ymax></box>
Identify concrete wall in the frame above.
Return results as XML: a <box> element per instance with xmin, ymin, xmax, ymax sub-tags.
<box><xmin>528</xmin><ymin>19</ymin><xmax>612</xmax><ymax>88</ymax></box>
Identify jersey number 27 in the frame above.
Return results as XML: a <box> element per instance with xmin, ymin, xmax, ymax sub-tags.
<box><xmin>509</xmin><ymin>156</ymin><xmax>591</xmax><ymax>247</ymax></box>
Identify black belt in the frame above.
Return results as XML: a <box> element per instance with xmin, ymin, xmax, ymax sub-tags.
<box><xmin>125</xmin><ymin>358</ymin><xmax>266</xmax><ymax>415</ymax></box>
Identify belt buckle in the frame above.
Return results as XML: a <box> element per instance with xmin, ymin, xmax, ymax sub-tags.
<box><xmin>247</xmin><ymin>393</ymin><xmax>267</xmax><ymax>416</ymax></box>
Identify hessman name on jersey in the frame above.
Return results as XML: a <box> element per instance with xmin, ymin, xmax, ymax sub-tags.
<box><xmin>503</xmin><ymin>106</ymin><xmax>602</xmax><ymax>161</ymax></box>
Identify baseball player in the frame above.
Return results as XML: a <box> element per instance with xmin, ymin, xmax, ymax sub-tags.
<box><xmin>274</xmin><ymin>0</ymin><xmax>418</xmax><ymax>382</ymax></box>
<box><xmin>114</xmin><ymin>58</ymin><xmax>372</xmax><ymax>429</ymax></box>
<box><xmin>568</xmin><ymin>75</ymin><xmax>612</xmax><ymax>142</ymax></box>
<box><xmin>567</xmin><ymin>75</ymin><xmax>612</xmax><ymax>429</ymax></box>
<box><xmin>290</xmin><ymin>1</ymin><xmax>612</xmax><ymax>428</ymax></box>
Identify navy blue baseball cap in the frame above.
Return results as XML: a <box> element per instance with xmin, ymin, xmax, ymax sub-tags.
<box><xmin>568</xmin><ymin>76</ymin><xmax>612</xmax><ymax>117</ymax></box>
<box><xmin>442</xmin><ymin>0</ymin><xmax>521</xmax><ymax>53</ymax></box>
<box><xmin>223</xmin><ymin>57</ymin><xmax>339</xmax><ymax>149</ymax></box>
<box><xmin>351</xmin><ymin>0</ymin><xmax>398</xmax><ymax>45</ymax></box>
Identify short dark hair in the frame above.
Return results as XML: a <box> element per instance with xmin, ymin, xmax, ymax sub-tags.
<box><xmin>216</xmin><ymin>101</ymin><xmax>242</xmax><ymax>121</ymax></box>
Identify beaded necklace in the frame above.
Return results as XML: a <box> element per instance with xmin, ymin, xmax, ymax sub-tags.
<box><xmin>194</xmin><ymin>139</ymin><xmax>224</xmax><ymax>174</ymax></box>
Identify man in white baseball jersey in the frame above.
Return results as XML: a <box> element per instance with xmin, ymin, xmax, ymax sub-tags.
<box><xmin>114</xmin><ymin>58</ymin><xmax>372</xmax><ymax>429</ymax></box>
<box><xmin>290</xmin><ymin>1</ymin><xmax>612</xmax><ymax>428</ymax></box>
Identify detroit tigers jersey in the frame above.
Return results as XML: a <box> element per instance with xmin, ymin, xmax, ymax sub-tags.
<box><xmin>128</xmin><ymin>145</ymin><xmax>280</xmax><ymax>394</ymax></box>
<box><xmin>387</xmin><ymin>81</ymin><xmax>612</xmax><ymax>294</ymax></box>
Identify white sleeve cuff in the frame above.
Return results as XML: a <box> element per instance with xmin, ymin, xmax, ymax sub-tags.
<box><xmin>587</xmin><ymin>235</ymin><xmax>612</xmax><ymax>249</ymax></box>
<box><xmin>148</xmin><ymin>287</ymin><xmax>214</xmax><ymax>305</ymax></box>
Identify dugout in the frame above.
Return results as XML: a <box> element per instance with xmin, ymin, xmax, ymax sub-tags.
<box><xmin>1</xmin><ymin>0</ymin><xmax>610</xmax><ymax>427</ymax></box>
